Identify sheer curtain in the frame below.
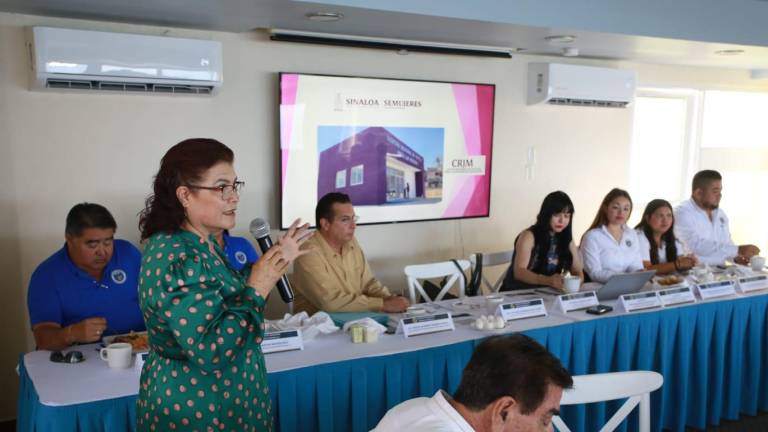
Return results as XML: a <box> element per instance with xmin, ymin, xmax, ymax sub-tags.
<box><xmin>629</xmin><ymin>91</ymin><xmax>698</xmax><ymax>225</ymax></box>
<box><xmin>700</xmin><ymin>90</ymin><xmax>768</xmax><ymax>252</ymax></box>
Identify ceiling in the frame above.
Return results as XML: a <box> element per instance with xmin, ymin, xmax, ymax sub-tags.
<box><xmin>2</xmin><ymin>0</ymin><xmax>768</xmax><ymax>71</ymax></box>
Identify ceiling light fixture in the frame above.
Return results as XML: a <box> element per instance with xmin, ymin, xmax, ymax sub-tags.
<box><xmin>714</xmin><ymin>49</ymin><xmax>745</xmax><ymax>56</ymax></box>
<box><xmin>750</xmin><ymin>69</ymin><xmax>768</xmax><ymax>79</ymax></box>
<box><xmin>545</xmin><ymin>35</ymin><xmax>576</xmax><ymax>44</ymax></box>
<box><xmin>562</xmin><ymin>47</ymin><xmax>579</xmax><ymax>57</ymax></box>
<box><xmin>270</xmin><ymin>29</ymin><xmax>513</xmax><ymax>58</ymax></box>
<box><xmin>306</xmin><ymin>12</ymin><xmax>344</xmax><ymax>22</ymax></box>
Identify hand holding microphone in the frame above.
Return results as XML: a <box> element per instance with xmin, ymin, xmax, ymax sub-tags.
<box><xmin>248</xmin><ymin>218</ymin><xmax>312</xmax><ymax>302</ymax></box>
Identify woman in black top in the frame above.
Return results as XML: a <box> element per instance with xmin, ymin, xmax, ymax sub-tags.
<box><xmin>502</xmin><ymin>191</ymin><xmax>584</xmax><ymax>291</ymax></box>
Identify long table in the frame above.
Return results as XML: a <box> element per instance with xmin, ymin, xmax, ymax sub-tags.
<box><xmin>18</xmin><ymin>286</ymin><xmax>768</xmax><ymax>431</ymax></box>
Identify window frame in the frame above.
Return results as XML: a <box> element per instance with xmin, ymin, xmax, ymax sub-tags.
<box><xmin>631</xmin><ymin>87</ymin><xmax>702</xmax><ymax>204</ymax></box>
<box><xmin>335</xmin><ymin>169</ymin><xmax>346</xmax><ymax>188</ymax></box>
<box><xmin>350</xmin><ymin>164</ymin><xmax>364</xmax><ymax>186</ymax></box>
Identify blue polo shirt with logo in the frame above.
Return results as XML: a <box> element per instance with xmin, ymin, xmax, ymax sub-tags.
<box><xmin>27</xmin><ymin>239</ymin><xmax>145</xmax><ymax>335</ymax></box>
<box><xmin>222</xmin><ymin>233</ymin><xmax>259</xmax><ymax>271</ymax></box>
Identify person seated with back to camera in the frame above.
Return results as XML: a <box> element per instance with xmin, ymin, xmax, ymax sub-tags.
<box><xmin>27</xmin><ymin>203</ymin><xmax>145</xmax><ymax>351</ymax></box>
<box><xmin>635</xmin><ymin>199</ymin><xmax>698</xmax><ymax>275</ymax></box>
<box><xmin>291</xmin><ymin>192</ymin><xmax>410</xmax><ymax>315</ymax></box>
<box><xmin>580</xmin><ymin>188</ymin><xmax>645</xmax><ymax>283</ymax></box>
<box><xmin>501</xmin><ymin>191</ymin><xmax>584</xmax><ymax>292</ymax></box>
<box><xmin>674</xmin><ymin>169</ymin><xmax>760</xmax><ymax>266</ymax></box>
<box><xmin>373</xmin><ymin>334</ymin><xmax>573</xmax><ymax>432</ymax></box>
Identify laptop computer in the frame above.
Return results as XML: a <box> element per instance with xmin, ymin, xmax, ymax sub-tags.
<box><xmin>596</xmin><ymin>270</ymin><xmax>656</xmax><ymax>301</ymax></box>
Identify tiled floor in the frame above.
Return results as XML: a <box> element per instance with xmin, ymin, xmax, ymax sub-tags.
<box><xmin>703</xmin><ymin>412</ymin><xmax>768</xmax><ymax>431</ymax></box>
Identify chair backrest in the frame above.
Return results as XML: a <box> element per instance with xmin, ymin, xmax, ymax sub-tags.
<box><xmin>553</xmin><ymin>371</ymin><xmax>663</xmax><ymax>432</ymax></box>
<box><xmin>469</xmin><ymin>251</ymin><xmax>514</xmax><ymax>293</ymax></box>
<box><xmin>404</xmin><ymin>260</ymin><xmax>470</xmax><ymax>303</ymax></box>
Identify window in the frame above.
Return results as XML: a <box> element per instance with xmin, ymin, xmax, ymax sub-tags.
<box><xmin>630</xmin><ymin>88</ymin><xmax>768</xmax><ymax>252</ymax></box>
<box><xmin>699</xmin><ymin>90</ymin><xmax>768</xmax><ymax>250</ymax></box>
<box><xmin>701</xmin><ymin>90</ymin><xmax>768</xmax><ymax>149</ymax></box>
<box><xmin>350</xmin><ymin>165</ymin><xmax>364</xmax><ymax>186</ymax></box>
<box><xmin>335</xmin><ymin>169</ymin><xmax>346</xmax><ymax>188</ymax></box>
<box><xmin>386</xmin><ymin>167</ymin><xmax>404</xmax><ymax>201</ymax></box>
<box><xmin>629</xmin><ymin>90</ymin><xmax>698</xmax><ymax>208</ymax></box>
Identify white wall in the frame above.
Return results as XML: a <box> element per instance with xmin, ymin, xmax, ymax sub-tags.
<box><xmin>1</xmin><ymin>11</ymin><xmax>767</xmax><ymax>421</ymax></box>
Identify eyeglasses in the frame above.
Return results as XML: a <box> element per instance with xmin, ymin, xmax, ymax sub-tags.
<box><xmin>186</xmin><ymin>181</ymin><xmax>245</xmax><ymax>200</ymax></box>
<box><xmin>50</xmin><ymin>350</ymin><xmax>85</xmax><ymax>364</ymax></box>
<box><xmin>336</xmin><ymin>215</ymin><xmax>359</xmax><ymax>225</ymax></box>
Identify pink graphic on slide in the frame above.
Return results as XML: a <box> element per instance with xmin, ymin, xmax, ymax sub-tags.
<box><xmin>280</xmin><ymin>74</ymin><xmax>299</xmax><ymax>192</ymax></box>
<box><xmin>443</xmin><ymin>84</ymin><xmax>494</xmax><ymax>218</ymax></box>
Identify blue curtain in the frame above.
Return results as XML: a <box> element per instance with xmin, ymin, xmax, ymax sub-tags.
<box><xmin>18</xmin><ymin>294</ymin><xmax>768</xmax><ymax>431</ymax></box>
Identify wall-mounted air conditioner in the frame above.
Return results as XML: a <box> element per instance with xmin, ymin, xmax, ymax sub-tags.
<box><xmin>28</xmin><ymin>27</ymin><xmax>223</xmax><ymax>95</ymax></box>
<box><xmin>527</xmin><ymin>63</ymin><xmax>636</xmax><ymax>107</ymax></box>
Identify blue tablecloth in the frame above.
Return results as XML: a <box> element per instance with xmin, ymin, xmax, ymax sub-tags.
<box><xmin>18</xmin><ymin>293</ymin><xmax>768</xmax><ymax>431</ymax></box>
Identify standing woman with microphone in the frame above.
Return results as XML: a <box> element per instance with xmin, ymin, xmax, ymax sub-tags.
<box><xmin>136</xmin><ymin>138</ymin><xmax>311</xmax><ymax>431</ymax></box>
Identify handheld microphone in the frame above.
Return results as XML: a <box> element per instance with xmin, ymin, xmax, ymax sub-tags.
<box><xmin>249</xmin><ymin>218</ymin><xmax>294</xmax><ymax>303</ymax></box>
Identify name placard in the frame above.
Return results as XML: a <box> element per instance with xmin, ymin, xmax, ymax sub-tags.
<box><xmin>737</xmin><ymin>275</ymin><xmax>768</xmax><ymax>293</ymax></box>
<box><xmin>619</xmin><ymin>291</ymin><xmax>661</xmax><ymax>312</ymax></box>
<box><xmin>657</xmin><ymin>286</ymin><xmax>697</xmax><ymax>307</ymax></box>
<box><xmin>557</xmin><ymin>291</ymin><xmax>599</xmax><ymax>313</ymax></box>
<box><xmin>497</xmin><ymin>298</ymin><xmax>548</xmax><ymax>321</ymax></box>
<box><xmin>134</xmin><ymin>352</ymin><xmax>148</xmax><ymax>371</ymax></box>
<box><xmin>262</xmin><ymin>329</ymin><xmax>304</xmax><ymax>354</ymax></box>
<box><xmin>398</xmin><ymin>313</ymin><xmax>455</xmax><ymax>338</ymax></box>
<box><xmin>696</xmin><ymin>280</ymin><xmax>736</xmax><ymax>300</ymax></box>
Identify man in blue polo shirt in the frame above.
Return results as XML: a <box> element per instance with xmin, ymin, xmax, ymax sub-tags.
<box><xmin>27</xmin><ymin>203</ymin><xmax>145</xmax><ymax>350</ymax></box>
<box><xmin>215</xmin><ymin>230</ymin><xmax>259</xmax><ymax>271</ymax></box>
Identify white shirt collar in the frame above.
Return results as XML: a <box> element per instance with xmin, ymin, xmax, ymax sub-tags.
<box><xmin>686</xmin><ymin>198</ymin><xmax>721</xmax><ymax>220</ymax></box>
<box><xmin>599</xmin><ymin>224</ymin><xmax>632</xmax><ymax>243</ymax></box>
<box><xmin>431</xmin><ymin>390</ymin><xmax>476</xmax><ymax>432</ymax></box>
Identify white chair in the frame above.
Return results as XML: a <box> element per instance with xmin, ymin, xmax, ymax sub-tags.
<box><xmin>469</xmin><ymin>250</ymin><xmax>514</xmax><ymax>293</ymax></box>
<box><xmin>553</xmin><ymin>371</ymin><xmax>663</xmax><ymax>432</ymax></box>
<box><xmin>404</xmin><ymin>260</ymin><xmax>471</xmax><ymax>303</ymax></box>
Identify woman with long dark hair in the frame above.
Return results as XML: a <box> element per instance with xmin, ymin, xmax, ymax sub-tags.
<box><xmin>136</xmin><ymin>138</ymin><xmax>311</xmax><ymax>431</ymax></box>
<box><xmin>501</xmin><ymin>191</ymin><xmax>584</xmax><ymax>291</ymax></box>
<box><xmin>580</xmin><ymin>188</ymin><xmax>644</xmax><ymax>283</ymax></box>
<box><xmin>635</xmin><ymin>199</ymin><xmax>697</xmax><ymax>274</ymax></box>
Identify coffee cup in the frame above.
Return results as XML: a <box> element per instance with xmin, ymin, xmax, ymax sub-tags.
<box><xmin>751</xmin><ymin>256</ymin><xmax>766</xmax><ymax>272</ymax></box>
<box><xmin>99</xmin><ymin>342</ymin><xmax>133</xmax><ymax>369</ymax></box>
<box><xmin>693</xmin><ymin>266</ymin><xmax>712</xmax><ymax>282</ymax></box>
<box><xmin>563</xmin><ymin>276</ymin><xmax>581</xmax><ymax>294</ymax></box>
<box><xmin>485</xmin><ymin>294</ymin><xmax>504</xmax><ymax>314</ymax></box>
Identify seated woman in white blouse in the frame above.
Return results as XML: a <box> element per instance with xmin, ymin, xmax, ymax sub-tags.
<box><xmin>580</xmin><ymin>188</ymin><xmax>644</xmax><ymax>283</ymax></box>
<box><xmin>635</xmin><ymin>199</ymin><xmax>698</xmax><ymax>275</ymax></box>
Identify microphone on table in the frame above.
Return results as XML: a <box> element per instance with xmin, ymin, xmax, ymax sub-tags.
<box><xmin>249</xmin><ymin>218</ymin><xmax>295</xmax><ymax>304</ymax></box>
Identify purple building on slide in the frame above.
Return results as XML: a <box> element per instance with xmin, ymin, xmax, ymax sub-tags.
<box><xmin>318</xmin><ymin>127</ymin><xmax>425</xmax><ymax>205</ymax></box>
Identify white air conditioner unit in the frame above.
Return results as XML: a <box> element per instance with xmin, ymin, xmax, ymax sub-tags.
<box><xmin>28</xmin><ymin>27</ymin><xmax>223</xmax><ymax>95</ymax></box>
<box><xmin>527</xmin><ymin>63</ymin><xmax>636</xmax><ymax>107</ymax></box>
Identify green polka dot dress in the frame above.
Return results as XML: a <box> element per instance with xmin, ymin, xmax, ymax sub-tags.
<box><xmin>136</xmin><ymin>231</ymin><xmax>272</xmax><ymax>431</ymax></box>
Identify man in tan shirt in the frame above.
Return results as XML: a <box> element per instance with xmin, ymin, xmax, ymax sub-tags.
<box><xmin>292</xmin><ymin>193</ymin><xmax>410</xmax><ymax>315</ymax></box>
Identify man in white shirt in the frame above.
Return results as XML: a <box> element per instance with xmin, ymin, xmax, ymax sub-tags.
<box><xmin>674</xmin><ymin>170</ymin><xmax>760</xmax><ymax>266</ymax></box>
<box><xmin>373</xmin><ymin>334</ymin><xmax>573</xmax><ymax>432</ymax></box>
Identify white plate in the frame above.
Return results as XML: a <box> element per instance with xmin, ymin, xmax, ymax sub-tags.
<box><xmin>653</xmin><ymin>277</ymin><xmax>689</xmax><ymax>290</ymax></box>
<box><xmin>102</xmin><ymin>331</ymin><xmax>149</xmax><ymax>353</ymax></box>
